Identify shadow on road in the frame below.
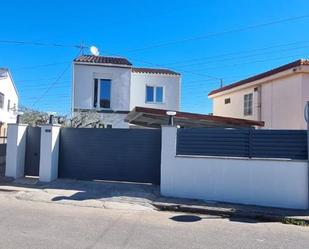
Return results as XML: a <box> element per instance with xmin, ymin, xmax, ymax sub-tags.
<box><xmin>170</xmin><ymin>215</ymin><xmax>202</xmax><ymax>222</ymax></box>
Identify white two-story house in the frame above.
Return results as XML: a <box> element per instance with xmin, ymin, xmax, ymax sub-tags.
<box><xmin>0</xmin><ymin>68</ymin><xmax>18</xmax><ymax>138</ymax></box>
<box><xmin>72</xmin><ymin>55</ymin><xmax>181</xmax><ymax>128</ymax></box>
<box><xmin>208</xmin><ymin>59</ymin><xmax>309</xmax><ymax>129</ymax></box>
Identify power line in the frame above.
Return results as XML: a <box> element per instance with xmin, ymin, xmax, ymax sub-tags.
<box><xmin>123</xmin><ymin>14</ymin><xmax>309</xmax><ymax>53</ymax></box>
<box><xmin>14</xmin><ymin>76</ymin><xmax>69</xmax><ymax>83</ymax></box>
<box><xmin>163</xmin><ymin>41</ymin><xmax>309</xmax><ymax>67</ymax></box>
<box><xmin>30</xmin><ymin>64</ymin><xmax>72</xmax><ymax>108</ymax></box>
<box><xmin>173</xmin><ymin>44</ymin><xmax>309</xmax><ymax>68</ymax></box>
<box><xmin>30</xmin><ymin>48</ymin><xmax>83</xmax><ymax>107</ymax></box>
<box><xmin>0</xmin><ymin>40</ymin><xmax>86</xmax><ymax>49</ymax></box>
<box><xmin>18</xmin><ymin>84</ymin><xmax>71</xmax><ymax>91</ymax></box>
<box><xmin>186</xmin><ymin>52</ymin><xmax>309</xmax><ymax>72</ymax></box>
<box><xmin>12</xmin><ymin>61</ymin><xmax>70</xmax><ymax>71</ymax></box>
<box><xmin>107</xmin><ymin>52</ymin><xmax>222</xmax><ymax>81</ymax></box>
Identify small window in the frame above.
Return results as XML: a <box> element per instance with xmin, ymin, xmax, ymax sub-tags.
<box><xmin>224</xmin><ymin>98</ymin><xmax>231</xmax><ymax>104</ymax></box>
<box><xmin>244</xmin><ymin>93</ymin><xmax>253</xmax><ymax>116</ymax></box>
<box><xmin>7</xmin><ymin>99</ymin><xmax>10</xmax><ymax>112</ymax></box>
<box><xmin>146</xmin><ymin>86</ymin><xmax>154</xmax><ymax>102</ymax></box>
<box><xmin>146</xmin><ymin>86</ymin><xmax>164</xmax><ymax>103</ymax></box>
<box><xmin>93</xmin><ymin>79</ymin><xmax>98</xmax><ymax>108</ymax></box>
<box><xmin>156</xmin><ymin>87</ymin><xmax>163</xmax><ymax>103</ymax></box>
<box><xmin>100</xmin><ymin>79</ymin><xmax>111</xmax><ymax>108</ymax></box>
<box><xmin>0</xmin><ymin>93</ymin><xmax>4</xmax><ymax>109</ymax></box>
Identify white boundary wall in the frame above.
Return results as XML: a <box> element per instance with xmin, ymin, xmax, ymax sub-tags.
<box><xmin>161</xmin><ymin>126</ymin><xmax>309</xmax><ymax>210</ymax></box>
<box><xmin>5</xmin><ymin>124</ymin><xmax>27</xmax><ymax>178</ymax></box>
<box><xmin>39</xmin><ymin>125</ymin><xmax>61</xmax><ymax>182</ymax></box>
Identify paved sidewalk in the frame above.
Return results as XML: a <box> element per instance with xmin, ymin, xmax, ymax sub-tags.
<box><xmin>0</xmin><ymin>178</ymin><xmax>308</xmax><ymax>225</ymax></box>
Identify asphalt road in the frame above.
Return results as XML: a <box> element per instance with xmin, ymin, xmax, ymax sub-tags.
<box><xmin>0</xmin><ymin>195</ymin><xmax>308</xmax><ymax>249</ymax></box>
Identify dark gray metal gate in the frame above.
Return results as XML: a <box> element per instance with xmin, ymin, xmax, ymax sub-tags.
<box><xmin>59</xmin><ymin>128</ymin><xmax>161</xmax><ymax>184</ymax></box>
<box><xmin>0</xmin><ymin>144</ymin><xmax>6</xmax><ymax>176</ymax></box>
<box><xmin>25</xmin><ymin>127</ymin><xmax>41</xmax><ymax>176</ymax></box>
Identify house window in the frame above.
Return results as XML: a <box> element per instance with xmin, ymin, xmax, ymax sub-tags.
<box><xmin>0</xmin><ymin>92</ymin><xmax>4</xmax><ymax>109</ymax></box>
<box><xmin>146</xmin><ymin>86</ymin><xmax>154</xmax><ymax>102</ymax></box>
<box><xmin>100</xmin><ymin>79</ymin><xmax>111</xmax><ymax>108</ymax></box>
<box><xmin>156</xmin><ymin>87</ymin><xmax>163</xmax><ymax>103</ymax></box>
<box><xmin>93</xmin><ymin>79</ymin><xmax>111</xmax><ymax>109</ymax></box>
<box><xmin>244</xmin><ymin>93</ymin><xmax>253</xmax><ymax>116</ymax></box>
<box><xmin>224</xmin><ymin>98</ymin><xmax>231</xmax><ymax>104</ymax></box>
<box><xmin>7</xmin><ymin>99</ymin><xmax>10</xmax><ymax>112</ymax></box>
<box><xmin>93</xmin><ymin>79</ymin><xmax>98</xmax><ymax>108</ymax></box>
<box><xmin>146</xmin><ymin>86</ymin><xmax>164</xmax><ymax>103</ymax></box>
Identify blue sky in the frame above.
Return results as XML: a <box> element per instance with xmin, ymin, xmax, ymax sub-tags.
<box><xmin>1</xmin><ymin>0</ymin><xmax>309</xmax><ymax>115</ymax></box>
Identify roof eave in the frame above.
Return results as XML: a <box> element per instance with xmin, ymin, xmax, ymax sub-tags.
<box><xmin>208</xmin><ymin>61</ymin><xmax>309</xmax><ymax>97</ymax></box>
<box><xmin>74</xmin><ymin>61</ymin><xmax>132</xmax><ymax>68</ymax></box>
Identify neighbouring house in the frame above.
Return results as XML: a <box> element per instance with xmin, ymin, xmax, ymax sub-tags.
<box><xmin>208</xmin><ymin>59</ymin><xmax>309</xmax><ymax>129</ymax></box>
<box><xmin>0</xmin><ymin>68</ymin><xmax>18</xmax><ymax>139</ymax></box>
<box><xmin>72</xmin><ymin>55</ymin><xmax>181</xmax><ymax>128</ymax></box>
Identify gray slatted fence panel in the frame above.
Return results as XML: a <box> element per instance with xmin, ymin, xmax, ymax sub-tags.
<box><xmin>177</xmin><ymin>128</ymin><xmax>308</xmax><ymax>160</ymax></box>
<box><xmin>251</xmin><ymin>130</ymin><xmax>307</xmax><ymax>160</ymax></box>
<box><xmin>177</xmin><ymin>128</ymin><xmax>250</xmax><ymax>157</ymax></box>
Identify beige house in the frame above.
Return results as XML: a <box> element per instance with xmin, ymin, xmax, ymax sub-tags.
<box><xmin>208</xmin><ymin>59</ymin><xmax>309</xmax><ymax>129</ymax></box>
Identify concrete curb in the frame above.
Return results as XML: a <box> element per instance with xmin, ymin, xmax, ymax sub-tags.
<box><xmin>152</xmin><ymin>203</ymin><xmax>309</xmax><ymax>226</ymax></box>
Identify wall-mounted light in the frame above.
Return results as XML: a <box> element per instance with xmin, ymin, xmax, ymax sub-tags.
<box><xmin>166</xmin><ymin>111</ymin><xmax>177</xmax><ymax>126</ymax></box>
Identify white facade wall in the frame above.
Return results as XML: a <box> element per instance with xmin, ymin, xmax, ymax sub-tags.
<box><xmin>73</xmin><ymin>63</ymin><xmax>181</xmax><ymax>128</ymax></box>
<box><xmin>5</xmin><ymin>124</ymin><xmax>27</xmax><ymax>179</ymax></box>
<box><xmin>161</xmin><ymin>127</ymin><xmax>309</xmax><ymax>210</ymax></box>
<box><xmin>73</xmin><ymin>64</ymin><xmax>131</xmax><ymax>111</ymax></box>
<box><xmin>211</xmin><ymin>72</ymin><xmax>309</xmax><ymax>129</ymax></box>
<box><xmin>39</xmin><ymin>125</ymin><xmax>61</xmax><ymax>182</ymax></box>
<box><xmin>130</xmin><ymin>73</ymin><xmax>181</xmax><ymax>111</ymax></box>
<box><xmin>0</xmin><ymin>70</ymin><xmax>18</xmax><ymax>125</ymax></box>
<box><xmin>98</xmin><ymin>113</ymin><xmax>129</xmax><ymax>128</ymax></box>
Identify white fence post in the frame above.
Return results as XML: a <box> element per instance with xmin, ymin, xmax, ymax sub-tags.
<box><xmin>5</xmin><ymin>124</ymin><xmax>28</xmax><ymax>178</ymax></box>
<box><xmin>160</xmin><ymin>125</ymin><xmax>177</xmax><ymax>196</ymax></box>
<box><xmin>39</xmin><ymin>125</ymin><xmax>61</xmax><ymax>182</ymax></box>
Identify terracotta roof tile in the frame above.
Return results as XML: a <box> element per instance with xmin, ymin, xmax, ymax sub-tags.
<box><xmin>209</xmin><ymin>59</ymin><xmax>309</xmax><ymax>96</ymax></box>
<box><xmin>74</xmin><ymin>55</ymin><xmax>132</xmax><ymax>66</ymax></box>
<box><xmin>132</xmin><ymin>67</ymin><xmax>180</xmax><ymax>76</ymax></box>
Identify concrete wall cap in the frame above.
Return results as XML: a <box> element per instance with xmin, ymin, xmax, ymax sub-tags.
<box><xmin>7</xmin><ymin>123</ymin><xmax>28</xmax><ymax>127</ymax></box>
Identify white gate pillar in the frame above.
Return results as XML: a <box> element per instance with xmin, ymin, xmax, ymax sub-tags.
<box><xmin>39</xmin><ymin>125</ymin><xmax>61</xmax><ymax>182</ymax></box>
<box><xmin>5</xmin><ymin>124</ymin><xmax>28</xmax><ymax>178</ymax></box>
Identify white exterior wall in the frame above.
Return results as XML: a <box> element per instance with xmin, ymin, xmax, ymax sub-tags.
<box><xmin>211</xmin><ymin>72</ymin><xmax>309</xmax><ymax>129</ymax></box>
<box><xmin>161</xmin><ymin>127</ymin><xmax>309</xmax><ymax>209</ymax></box>
<box><xmin>98</xmin><ymin>113</ymin><xmax>129</xmax><ymax>128</ymax></box>
<box><xmin>0</xmin><ymin>70</ymin><xmax>18</xmax><ymax>125</ymax></box>
<box><xmin>39</xmin><ymin>125</ymin><xmax>60</xmax><ymax>182</ymax></box>
<box><xmin>5</xmin><ymin>124</ymin><xmax>27</xmax><ymax>178</ymax></box>
<box><xmin>73</xmin><ymin>63</ymin><xmax>181</xmax><ymax>128</ymax></box>
<box><xmin>73</xmin><ymin>64</ymin><xmax>131</xmax><ymax>111</ymax></box>
<box><xmin>130</xmin><ymin>73</ymin><xmax>181</xmax><ymax>111</ymax></box>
